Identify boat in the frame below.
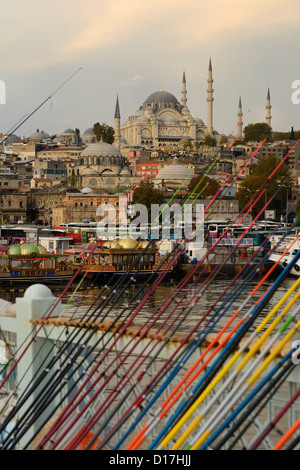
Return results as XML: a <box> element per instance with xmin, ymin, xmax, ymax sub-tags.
<box><xmin>0</xmin><ymin>242</ymin><xmax>75</xmax><ymax>284</ymax></box>
<box><xmin>64</xmin><ymin>238</ymin><xmax>172</xmax><ymax>284</ymax></box>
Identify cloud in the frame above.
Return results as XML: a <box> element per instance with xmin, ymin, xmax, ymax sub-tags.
<box><xmin>118</xmin><ymin>75</ymin><xmax>145</xmax><ymax>87</ymax></box>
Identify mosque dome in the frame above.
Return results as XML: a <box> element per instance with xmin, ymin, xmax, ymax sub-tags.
<box><xmin>81</xmin><ymin>141</ymin><xmax>120</xmax><ymax>157</ymax></box>
<box><xmin>63</xmin><ymin>128</ymin><xmax>76</xmax><ymax>134</ymax></box>
<box><xmin>144</xmin><ymin>90</ymin><xmax>179</xmax><ymax>105</ymax></box>
<box><xmin>154</xmin><ymin>159</ymin><xmax>193</xmax><ymax>181</ymax></box>
<box><xmin>136</xmin><ymin>114</ymin><xmax>150</xmax><ymax>122</ymax></box>
<box><xmin>83</xmin><ymin>127</ymin><xmax>95</xmax><ymax>135</ymax></box>
<box><xmin>165</xmin><ymin>116</ymin><xmax>178</xmax><ymax>123</ymax></box>
<box><xmin>81</xmin><ymin>187</ymin><xmax>93</xmax><ymax>194</ymax></box>
<box><xmin>81</xmin><ymin>167</ymin><xmax>100</xmax><ymax>176</ymax></box>
<box><xmin>119</xmin><ymin>168</ymin><xmax>131</xmax><ymax>176</ymax></box>
<box><xmin>195</xmin><ymin>117</ymin><xmax>205</xmax><ymax>125</ymax></box>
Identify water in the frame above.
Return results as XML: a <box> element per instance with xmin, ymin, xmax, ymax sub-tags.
<box><xmin>1</xmin><ymin>273</ymin><xmax>297</xmax><ymax>338</ymax></box>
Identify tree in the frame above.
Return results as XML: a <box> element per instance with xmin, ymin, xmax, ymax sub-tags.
<box><xmin>188</xmin><ymin>174</ymin><xmax>221</xmax><ymax>197</ymax></box>
<box><xmin>203</xmin><ymin>134</ymin><xmax>217</xmax><ymax>147</ymax></box>
<box><xmin>219</xmin><ymin>135</ymin><xmax>228</xmax><ymax>146</ymax></box>
<box><xmin>235</xmin><ymin>154</ymin><xmax>292</xmax><ymax>218</ymax></box>
<box><xmin>93</xmin><ymin>122</ymin><xmax>115</xmax><ymax>144</ymax></box>
<box><xmin>244</xmin><ymin>122</ymin><xmax>272</xmax><ymax>143</ymax></box>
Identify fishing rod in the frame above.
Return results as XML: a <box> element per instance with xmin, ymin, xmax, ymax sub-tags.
<box><xmin>0</xmin><ymin>241</ymin><xmax>179</xmax><ymax>449</ymax></box>
<box><xmin>185</xmin><ymin>295</ymin><xmax>300</xmax><ymax>450</ymax></box>
<box><xmin>154</xmin><ymin>247</ymin><xmax>300</xmax><ymax>450</ymax></box>
<box><xmin>145</xmin><ymin>235</ymin><xmax>300</xmax><ymax>449</ymax></box>
<box><xmin>124</xmin><ymin>213</ymin><xmax>299</xmax><ymax>450</ymax></box>
<box><xmin>69</xmin><ymin>149</ymin><xmax>298</xmax><ymax>450</ymax></box>
<box><xmin>91</xmin><ymin>204</ymin><xmax>290</xmax><ymax>450</ymax></box>
<box><xmin>250</xmin><ymin>375</ymin><xmax>300</xmax><ymax>450</ymax></box>
<box><xmin>3</xmin><ymin>136</ymin><xmax>292</xmax><ymax>448</ymax></box>
<box><xmin>0</xmin><ymin>68</ymin><xmax>82</xmax><ymax>146</ymax></box>
<box><xmin>1</xmin><ymin>165</ymin><xmax>213</xmax><ymax>448</ymax></box>
<box><xmin>28</xmin><ymin>139</ymin><xmax>262</xmax><ymax>448</ymax></box>
<box><xmin>211</xmin><ymin>354</ymin><xmax>296</xmax><ymax>450</ymax></box>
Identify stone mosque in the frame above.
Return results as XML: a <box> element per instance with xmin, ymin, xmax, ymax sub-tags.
<box><xmin>116</xmin><ymin>59</ymin><xmax>215</xmax><ymax>149</ymax></box>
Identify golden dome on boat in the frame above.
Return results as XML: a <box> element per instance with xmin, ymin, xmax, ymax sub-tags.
<box><xmin>110</xmin><ymin>241</ymin><xmax>121</xmax><ymax>249</ymax></box>
<box><xmin>8</xmin><ymin>245</ymin><xmax>21</xmax><ymax>255</ymax></box>
<box><xmin>38</xmin><ymin>245</ymin><xmax>48</xmax><ymax>254</ymax></box>
<box><xmin>20</xmin><ymin>243</ymin><xmax>39</xmax><ymax>255</ymax></box>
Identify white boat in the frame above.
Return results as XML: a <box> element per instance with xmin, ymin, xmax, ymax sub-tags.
<box><xmin>269</xmin><ymin>235</ymin><xmax>300</xmax><ymax>276</ymax></box>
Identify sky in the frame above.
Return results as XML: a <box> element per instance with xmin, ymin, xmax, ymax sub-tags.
<box><xmin>0</xmin><ymin>0</ymin><xmax>300</xmax><ymax>139</ymax></box>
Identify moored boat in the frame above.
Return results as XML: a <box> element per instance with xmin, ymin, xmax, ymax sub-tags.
<box><xmin>64</xmin><ymin>237</ymin><xmax>173</xmax><ymax>284</ymax></box>
<box><xmin>0</xmin><ymin>242</ymin><xmax>74</xmax><ymax>283</ymax></box>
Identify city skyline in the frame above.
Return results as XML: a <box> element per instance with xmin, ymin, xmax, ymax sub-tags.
<box><xmin>0</xmin><ymin>0</ymin><xmax>299</xmax><ymax>139</ymax></box>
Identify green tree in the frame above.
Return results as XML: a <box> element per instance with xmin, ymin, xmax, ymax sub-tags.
<box><xmin>133</xmin><ymin>179</ymin><xmax>165</xmax><ymax>219</ymax></box>
<box><xmin>219</xmin><ymin>135</ymin><xmax>228</xmax><ymax>146</ymax></box>
<box><xmin>188</xmin><ymin>174</ymin><xmax>221</xmax><ymax>197</ymax></box>
<box><xmin>235</xmin><ymin>154</ymin><xmax>292</xmax><ymax>218</ymax></box>
<box><xmin>204</xmin><ymin>134</ymin><xmax>217</xmax><ymax>147</ymax></box>
<box><xmin>93</xmin><ymin>122</ymin><xmax>115</xmax><ymax>144</ymax></box>
<box><xmin>244</xmin><ymin>122</ymin><xmax>272</xmax><ymax>143</ymax></box>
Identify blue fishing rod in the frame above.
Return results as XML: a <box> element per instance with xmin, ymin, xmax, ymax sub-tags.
<box><xmin>149</xmin><ymin>249</ymin><xmax>300</xmax><ymax>450</ymax></box>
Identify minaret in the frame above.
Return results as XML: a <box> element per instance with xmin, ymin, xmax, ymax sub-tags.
<box><xmin>265</xmin><ymin>88</ymin><xmax>272</xmax><ymax>128</ymax></box>
<box><xmin>181</xmin><ymin>71</ymin><xmax>187</xmax><ymax>107</ymax></box>
<box><xmin>207</xmin><ymin>58</ymin><xmax>214</xmax><ymax>135</ymax></box>
<box><xmin>114</xmin><ymin>94</ymin><xmax>121</xmax><ymax>151</ymax></box>
<box><xmin>237</xmin><ymin>97</ymin><xmax>243</xmax><ymax>137</ymax></box>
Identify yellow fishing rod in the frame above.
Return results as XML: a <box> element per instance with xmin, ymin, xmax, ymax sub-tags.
<box><xmin>189</xmin><ymin>303</ymin><xmax>300</xmax><ymax>450</ymax></box>
<box><xmin>158</xmin><ymin>274</ymin><xmax>300</xmax><ymax>449</ymax></box>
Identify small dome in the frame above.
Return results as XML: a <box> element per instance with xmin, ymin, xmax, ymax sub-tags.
<box><xmin>165</xmin><ymin>116</ymin><xmax>178</xmax><ymax>123</ymax></box>
<box><xmin>155</xmin><ymin>161</ymin><xmax>193</xmax><ymax>181</ymax></box>
<box><xmin>81</xmin><ymin>142</ymin><xmax>120</xmax><ymax>157</ymax></box>
<box><xmin>29</xmin><ymin>129</ymin><xmax>50</xmax><ymax>142</ymax></box>
<box><xmin>81</xmin><ymin>187</ymin><xmax>93</xmax><ymax>194</ymax></box>
<box><xmin>81</xmin><ymin>167</ymin><xmax>100</xmax><ymax>176</ymax></box>
<box><xmin>195</xmin><ymin>117</ymin><xmax>205</xmax><ymax>125</ymax></box>
<box><xmin>136</xmin><ymin>115</ymin><xmax>150</xmax><ymax>122</ymax></box>
<box><xmin>38</xmin><ymin>245</ymin><xmax>48</xmax><ymax>254</ymax></box>
<box><xmin>62</xmin><ymin>128</ymin><xmax>76</xmax><ymax>134</ymax></box>
<box><xmin>110</xmin><ymin>241</ymin><xmax>121</xmax><ymax>249</ymax></box>
<box><xmin>83</xmin><ymin>127</ymin><xmax>95</xmax><ymax>135</ymax></box>
<box><xmin>20</xmin><ymin>243</ymin><xmax>39</xmax><ymax>255</ymax></box>
<box><xmin>119</xmin><ymin>168</ymin><xmax>131</xmax><ymax>176</ymax></box>
<box><xmin>8</xmin><ymin>245</ymin><xmax>21</xmax><ymax>255</ymax></box>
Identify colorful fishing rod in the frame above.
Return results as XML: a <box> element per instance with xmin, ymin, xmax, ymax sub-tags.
<box><xmin>29</xmin><ymin>137</ymin><xmax>262</xmax><ymax>452</ymax></box>
<box><xmin>65</xmin><ymin>141</ymin><xmax>298</xmax><ymax>450</ymax></box>
<box><xmin>250</xmin><ymin>377</ymin><xmax>300</xmax><ymax>450</ymax></box>
<box><xmin>154</xmin><ymin>247</ymin><xmax>300</xmax><ymax>450</ymax></box>
<box><xmin>145</xmin><ymin>225</ymin><xmax>300</xmax><ymax>449</ymax></box>
<box><xmin>185</xmin><ymin>291</ymin><xmax>300</xmax><ymax>450</ymax></box>
<box><xmin>211</xmin><ymin>352</ymin><xmax>297</xmax><ymax>450</ymax></box>
<box><xmin>0</xmin><ymin>241</ymin><xmax>180</xmax><ymax>450</ymax></box>
<box><xmin>48</xmin><ymin>162</ymin><xmax>296</xmax><ymax>452</ymax></box>
<box><xmin>2</xmin><ymin>137</ymin><xmax>296</xmax><ymax>448</ymax></box>
<box><xmin>123</xmin><ymin>214</ymin><xmax>299</xmax><ymax>450</ymax></box>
